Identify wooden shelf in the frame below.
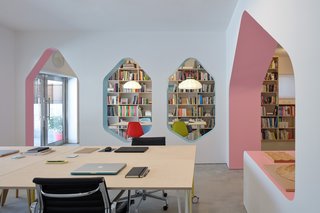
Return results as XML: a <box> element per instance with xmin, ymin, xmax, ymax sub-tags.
<box><xmin>167</xmin><ymin>60</ymin><xmax>215</xmax><ymax>141</ymax></box>
<box><xmin>104</xmin><ymin>59</ymin><xmax>152</xmax><ymax>140</ymax></box>
<box><xmin>261</xmin><ymin>57</ymin><xmax>295</xmax><ymax>150</ymax></box>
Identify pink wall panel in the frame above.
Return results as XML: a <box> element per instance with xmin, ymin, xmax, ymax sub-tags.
<box><xmin>229</xmin><ymin>11</ymin><xmax>278</xmax><ymax>169</ymax></box>
<box><xmin>25</xmin><ymin>48</ymin><xmax>56</xmax><ymax>146</ymax></box>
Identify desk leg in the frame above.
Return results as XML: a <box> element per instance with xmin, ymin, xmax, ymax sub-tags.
<box><xmin>184</xmin><ymin>190</ymin><xmax>192</xmax><ymax>213</ymax></box>
<box><xmin>127</xmin><ymin>190</ymin><xmax>131</xmax><ymax>213</ymax></box>
<box><xmin>1</xmin><ymin>189</ymin><xmax>9</xmax><ymax>206</ymax></box>
<box><xmin>176</xmin><ymin>190</ymin><xmax>181</xmax><ymax>213</ymax></box>
<box><xmin>27</xmin><ymin>189</ymin><xmax>35</xmax><ymax>207</ymax></box>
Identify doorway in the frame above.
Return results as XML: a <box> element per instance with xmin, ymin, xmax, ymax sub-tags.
<box><xmin>34</xmin><ymin>74</ymin><xmax>67</xmax><ymax>146</ymax></box>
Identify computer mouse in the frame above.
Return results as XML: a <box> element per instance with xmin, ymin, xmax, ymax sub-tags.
<box><xmin>104</xmin><ymin>147</ymin><xmax>112</xmax><ymax>152</ymax></box>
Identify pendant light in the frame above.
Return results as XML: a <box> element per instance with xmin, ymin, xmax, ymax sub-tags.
<box><xmin>178</xmin><ymin>78</ymin><xmax>202</xmax><ymax>90</ymax></box>
<box><xmin>123</xmin><ymin>80</ymin><xmax>142</xmax><ymax>89</ymax></box>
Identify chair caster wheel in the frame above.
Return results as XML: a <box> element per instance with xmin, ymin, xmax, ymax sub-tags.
<box><xmin>192</xmin><ymin>196</ymin><xmax>199</xmax><ymax>204</ymax></box>
<box><xmin>163</xmin><ymin>192</ymin><xmax>168</xmax><ymax>197</ymax></box>
<box><xmin>163</xmin><ymin>205</ymin><xmax>168</xmax><ymax>211</ymax></box>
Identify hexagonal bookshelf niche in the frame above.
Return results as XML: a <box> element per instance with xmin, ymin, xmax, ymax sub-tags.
<box><xmin>103</xmin><ymin>58</ymin><xmax>152</xmax><ymax>142</ymax></box>
<box><xmin>168</xmin><ymin>58</ymin><xmax>215</xmax><ymax>141</ymax></box>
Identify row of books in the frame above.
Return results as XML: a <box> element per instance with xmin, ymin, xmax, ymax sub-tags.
<box><xmin>278</xmin><ymin>121</ymin><xmax>290</xmax><ymax>128</ymax></box>
<box><xmin>278</xmin><ymin>106</ymin><xmax>295</xmax><ymax>116</ymax></box>
<box><xmin>119</xmin><ymin>71</ymin><xmax>139</xmax><ymax>81</ymax></box>
<box><xmin>279</xmin><ymin>130</ymin><xmax>295</xmax><ymax>140</ymax></box>
<box><xmin>169</xmin><ymin>71</ymin><xmax>197</xmax><ymax>81</ymax></box>
<box><xmin>107</xmin><ymin>83</ymin><xmax>119</xmax><ymax>93</ymax></box>
<box><xmin>109</xmin><ymin>72</ymin><xmax>119</xmax><ymax>80</ymax></box>
<box><xmin>197</xmin><ymin>72</ymin><xmax>214</xmax><ymax>81</ymax></box>
<box><xmin>264</xmin><ymin>72</ymin><xmax>278</xmax><ymax>81</ymax></box>
<box><xmin>261</xmin><ymin>118</ymin><xmax>278</xmax><ymax>128</ymax></box>
<box><xmin>261</xmin><ymin>106</ymin><xmax>277</xmax><ymax>116</ymax></box>
<box><xmin>279</xmin><ymin>117</ymin><xmax>295</xmax><ymax>127</ymax></box>
<box><xmin>107</xmin><ymin>96</ymin><xmax>118</xmax><ymax>105</ymax></box>
<box><xmin>176</xmin><ymin>106</ymin><xmax>207</xmax><ymax>117</ymax></box>
<box><xmin>178</xmin><ymin>96</ymin><xmax>214</xmax><ymax>105</ymax></box>
<box><xmin>261</xmin><ymin>84</ymin><xmax>277</xmax><ymax>92</ymax></box>
<box><xmin>262</xmin><ymin>130</ymin><xmax>277</xmax><ymax>140</ymax></box>
<box><xmin>107</xmin><ymin>106</ymin><xmax>117</xmax><ymax>116</ymax></box>
<box><xmin>118</xmin><ymin>106</ymin><xmax>138</xmax><ymax>117</ymax></box>
<box><xmin>261</xmin><ymin>96</ymin><xmax>277</xmax><ymax>104</ymax></box>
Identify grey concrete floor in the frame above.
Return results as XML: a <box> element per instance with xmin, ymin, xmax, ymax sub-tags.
<box><xmin>0</xmin><ymin>164</ymin><xmax>247</xmax><ymax>213</ymax></box>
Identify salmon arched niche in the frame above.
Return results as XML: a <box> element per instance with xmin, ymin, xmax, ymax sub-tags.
<box><xmin>229</xmin><ymin>11</ymin><xmax>278</xmax><ymax>169</ymax></box>
<box><xmin>26</xmin><ymin>48</ymin><xmax>79</xmax><ymax>146</ymax></box>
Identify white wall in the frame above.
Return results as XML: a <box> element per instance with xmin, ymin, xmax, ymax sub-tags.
<box><xmin>227</xmin><ymin>0</ymin><xmax>320</xmax><ymax>212</ymax></box>
<box><xmin>14</xmin><ymin>31</ymin><xmax>227</xmax><ymax>163</ymax></box>
<box><xmin>0</xmin><ymin>26</ymin><xmax>15</xmax><ymax>146</ymax></box>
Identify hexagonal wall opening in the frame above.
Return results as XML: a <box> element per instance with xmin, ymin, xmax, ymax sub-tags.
<box><xmin>168</xmin><ymin>58</ymin><xmax>215</xmax><ymax>141</ymax></box>
<box><xmin>103</xmin><ymin>58</ymin><xmax>152</xmax><ymax>142</ymax></box>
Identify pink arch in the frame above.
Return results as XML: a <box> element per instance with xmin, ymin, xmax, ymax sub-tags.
<box><xmin>229</xmin><ymin>12</ymin><xmax>278</xmax><ymax>169</ymax></box>
<box><xmin>25</xmin><ymin>48</ymin><xmax>57</xmax><ymax>146</ymax></box>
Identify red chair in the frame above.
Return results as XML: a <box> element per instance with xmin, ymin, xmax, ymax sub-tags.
<box><xmin>126</xmin><ymin>122</ymin><xmax>144</xmax><ymax>138</ymax></box>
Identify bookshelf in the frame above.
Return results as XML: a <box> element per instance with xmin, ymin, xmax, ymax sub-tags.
<box><xmin>261</xmin><ymin>57</ymin><xmax>295</xmax><ymax>150</ymax></box>
<box><xmin>168</xmin><ymin>58</ymin><xmax>215</xmax><ymax>140</ymax></box>
<box><xmin>103</xmin><ymin>59</ymin><xmax>152</xmax><ymax>140</ymax></box>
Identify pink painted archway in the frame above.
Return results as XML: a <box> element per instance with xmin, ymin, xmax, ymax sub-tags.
<box><xmin>25</xmin><ymin>48</ymin><xmax>58</xmax><ymax>146</ymax></box>
<box><xmin>229</xmin><ymin>11</ymin><xmax>278</xmax><ymax>169</ymax></box>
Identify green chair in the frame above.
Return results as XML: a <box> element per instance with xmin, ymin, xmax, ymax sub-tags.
<box><xmin>172</xmin><ymin>121</ymin><xmax>189</xmax><ymax>137</ymax></box>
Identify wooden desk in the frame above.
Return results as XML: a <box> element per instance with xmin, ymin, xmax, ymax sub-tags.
<box><xmin>0</xmin><ymin>145</ymin><xmax>195</xmax><ymax>213</ymax></box>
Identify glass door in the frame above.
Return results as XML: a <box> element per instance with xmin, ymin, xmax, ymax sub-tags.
<box><xmin>34</xmin><ymin>74</ymin><xmax>67</xmax><ymax>146</ymax></box>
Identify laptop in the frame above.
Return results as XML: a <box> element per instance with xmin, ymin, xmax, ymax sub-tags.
<box><xmin>71</xmin><ymin>163</ymin><xmax>127</xmax><ymax>175</ymax></box>
<box><xmin>114</xmin><ymin>147</ymin><xmax>149</xmax><ymax>153</ymax></box>
<box><xmin>0</xmin><ymin>150</ymin><xmax>19</xmax><ymax>157</ymax></box>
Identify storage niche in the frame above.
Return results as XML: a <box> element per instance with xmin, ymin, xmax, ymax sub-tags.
<box><xmin>103</xmin><ymin>58</ymin><xmax>152</xmax><ymax>142</ymax></box>
<box><xmin>168</xmin><ymin>58</ymin><xmax>215</xmax><ymax>141</ymax></box>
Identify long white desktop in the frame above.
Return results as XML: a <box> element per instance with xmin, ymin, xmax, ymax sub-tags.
<box><xmin>0</xmin><ymin>145</ymin><xmax>196</xmax><ymax>213</ymax></box>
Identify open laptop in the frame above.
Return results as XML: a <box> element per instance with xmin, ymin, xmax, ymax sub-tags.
<box><xmin>71</xmin><ymin>163</ymin><xmax>127</xmax><ymax>175</ymax></box>
<box><xmin>114</xmin><ymin>147</ymin><xmax>149</xmax><ymax>153</ymax></box>
<box><xmin>0</xmin><ymin>150</ymin><xmax>19</xmax><ymax>157</ymax></box>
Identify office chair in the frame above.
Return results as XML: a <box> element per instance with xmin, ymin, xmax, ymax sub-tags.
<box><xmin>139</xmin><ymin>117</ymin><xmax>151</xmax><ymax>134</ymax></box>
<box><xmin>131</xmin><ymin>137</ymin><xmax>168</xmax><ymax>211</ymax></box>
<box><xmin>31</xmin><ymin>177</ymin><xmax>128</xmax><ymax>213</ymax></box>
<box><xmin>126</xmin><ymin>122</ymin><xmax>144</xmax><ymax>138</ymax></box>
<box><xmin>172</xmin><ymin>121</ymin><xmax>189</xmax><ymax>137</ymax></box>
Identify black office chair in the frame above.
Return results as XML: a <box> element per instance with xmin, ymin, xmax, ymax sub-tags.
<box><xmin>31</xmin><ymin>177</ymin><xmax>128</xmax><ymax>213</ymax></box>
<box><xmin>131</xmin><ymin>137</ymin><xmax>168</xmax><ymax>211</ymax></box>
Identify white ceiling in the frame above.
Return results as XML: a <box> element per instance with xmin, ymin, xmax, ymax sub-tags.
<box><xmin>0</xmin><ymin>0</ymin><xmax>238</xmax><ymax>32</ymax></box>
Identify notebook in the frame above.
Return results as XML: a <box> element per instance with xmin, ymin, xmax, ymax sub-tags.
<box><xmin>26</xmin><ymin>147</ymin><xmax>50</xmax><ymax>153</ymax></box>
<box><xmin>125</xmin><ymin>167</ymin><xmax>150</xmax><ymax>178</ymax></box>
<box><xmin>114</xmin><ymin>147</ymin><xmax>149</xmax><ymax>153</ymax></box>
<box><xmin>0</xmin><ymin>150</ymin><xmax>19</xmax><ymax>157</ymax></box>
<box><xmin>71</xmin><ymin>163</ymin><xmax>127</xmax><ymax>175</ymax></box>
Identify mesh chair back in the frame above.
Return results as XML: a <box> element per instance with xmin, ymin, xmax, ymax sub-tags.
<box><xmin>33</xmin><ymin>177</ymin><xmax>110</xmax><ymax>213</ymax></box>
<box><xmin>132</xmin><ymin>137</ymin><xmax>165</xmax><ymax>146</ymax></box>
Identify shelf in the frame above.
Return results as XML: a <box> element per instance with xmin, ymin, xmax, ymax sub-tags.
<box><xmin>262</xmin><ymin>139</ymin><xmax>295</xmax><ymax>143</ymax></box>
<box><xmin>261</xmin><ymin>57</ymin><xmax>295</xmax><ymax>149</ymax></box>
<box><xmin>104</xmin><ymin>59</ymin><xmax>153</xmax><ymax>140</ymax></box>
